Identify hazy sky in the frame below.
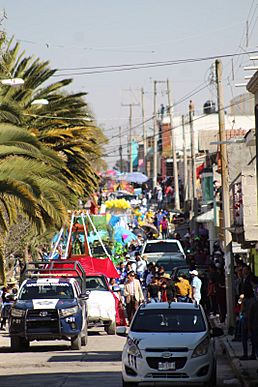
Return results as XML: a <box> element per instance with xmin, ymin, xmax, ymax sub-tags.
<box><xmin>1</xmin><ymin>0</ymin><xmax>257</xmax><ymax>166</ymax></box>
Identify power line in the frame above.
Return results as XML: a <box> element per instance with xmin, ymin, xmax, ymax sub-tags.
<box><xmin>53</xmin><ymin>50</ymin><xmax>258</xmax><ymax>77</ymax></box>
<box><xmin>102</xmin><ymin>94</ymin><xmax>254</xmax><ymax>158</ymax></box>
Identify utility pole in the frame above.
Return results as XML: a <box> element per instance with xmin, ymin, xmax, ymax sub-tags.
<box><xmin>119</xmin><ymin>126</ymin><xmax>123</xmax><ymax>172</ymax></box>
<box><xmin>141</xmin><ymin>87</ymin><xmax>147</xmax><ymax>174</ymax></box>
<box><xmin>182</xmin><ymin>115</ymin><xmax>188</xmax><ymax>209</ymax></box>
<box><xmin>153</xmin><ymin>80</ymin><xmax>158</xmax><ymax>187</ymax></box>
<box><xmin>216</xmin><ymin>59</ymin><xmax>235</xmax><ymax>331</ymax></box>
<box><xmin>189</xmin><ymin>100</ymin><xmax>198</xmax><ymax>224</ymax></box>
<box><xmin>121</xmin><ymin>103</ymin><xmax>139</xmax><ymax>173</ymax></box>
<box><xmin>167</xmin><ymin>79</ymin><xmax>180</xmax><ymax>210</ymax></box>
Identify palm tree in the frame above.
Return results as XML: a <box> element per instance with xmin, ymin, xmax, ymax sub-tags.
<box><xmin>0</xmin><ymin>123</ymin><xmax>76</xmax><ymax>284</ymax></box>
<box><xmin>0</xmin><ymin>39</ymin><xmax>107</xmax><ymax>197</ymax></box>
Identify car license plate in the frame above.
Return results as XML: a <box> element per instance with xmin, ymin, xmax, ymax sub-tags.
<box><xmin>158</xmin><ymin>361</ymin><xmax>176</xmax><ymax>371</ymax></box>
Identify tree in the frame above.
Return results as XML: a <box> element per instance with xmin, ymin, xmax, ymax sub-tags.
<box><xmin>0</xmin><ymin>39</ymin><xmax>108</xmax><ymax>198</ymax></box>
<box><xmin>0</xmin><ymin>123</ymin><xmax>75</xmax><ymax>284</ymax></box>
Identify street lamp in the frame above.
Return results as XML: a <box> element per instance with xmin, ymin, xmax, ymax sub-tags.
<box><xmin>0</xmin><ymin>78</ymin><xmax>24</xmax><ymax>87</ymax></box>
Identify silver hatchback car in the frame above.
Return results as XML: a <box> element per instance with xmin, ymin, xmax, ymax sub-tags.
<box><xmin>120</xmin><ymin>302</ymin><xmax>223</xmax><ymax>386</ymax></box>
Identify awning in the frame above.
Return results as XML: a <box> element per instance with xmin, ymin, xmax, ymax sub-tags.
<box><xmin>196</xmin><ymin>208</ymin><xmax>214</xmax><ymax>223</ymax></box>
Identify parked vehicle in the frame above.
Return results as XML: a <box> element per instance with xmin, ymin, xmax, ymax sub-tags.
<box><xmin>9</xmin><ymin>261</ymin><xmax>88</xmax><ymax>352</ymax></box>
<box><xmin>120</xmin><ymin>302</ymin><xmax>223</xmax><ymax>386</ymax></box>
<box><xmin>141</xmin><ymin>239</ymin><xmax>186</xmax><ymax>263</ymax></box>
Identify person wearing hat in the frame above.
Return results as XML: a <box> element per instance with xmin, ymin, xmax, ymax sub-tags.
<box><xmin>124</xmin><ymin>271</ymin><xmax>144</xmax><ymax>323</ymax></box>
<box><xmin>160</xmin><ymin>273</ymin><xmax>176</xmax><ymax>303</ymax></box>
<box><xmin>190</xmin><ymin>270</ymin><xmax>202</xmax><ymax>305</ymax></box>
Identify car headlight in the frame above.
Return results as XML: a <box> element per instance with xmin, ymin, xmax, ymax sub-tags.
<box><xmin>192</xmin><ymin>337</ymin><xmax>210</xmax><ymax>358</ymax></box>
<box><xmin>59</xmin><ymin>306</ymin><xmax>78</xmax><ymax>318</ymax></box>
<box><xmin>127</xmin><ymin>337</ymin><xmax>142</xmax><ymax>358</ymax></box>
<box><xmin>11</xmin><ymin>308</ymin><xmax>25</xmax><ymax>318</ymax></box>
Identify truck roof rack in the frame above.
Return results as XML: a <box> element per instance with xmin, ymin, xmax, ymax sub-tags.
<box><xmin>22</xmin><ymin>260</ymin><xmax>86</xmax><ymax>293</ymax></box>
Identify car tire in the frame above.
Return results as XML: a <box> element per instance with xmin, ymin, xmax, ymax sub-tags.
<box><xmin>122</xmin><ymin>379</ymin><xmax>138</xmax><ymax>387</ymax></box>
<box><xmin>104</xmin><ymin>320</ymin><xmax>116</xmax><ymax>335</ymax></box>
<box><xmin>71</xmin><ymin>334</ymin><xmax>82</xmax><ymax>350</ymax></box>
<box><xmin>81</xmin><ymin>321</ymin><xmax>88</xmax><ymax>346</ymax></box>
<box><xmin>11</xmin><ymin>336</ymin><xmax>29</xmax><ymax>352</ymax></box>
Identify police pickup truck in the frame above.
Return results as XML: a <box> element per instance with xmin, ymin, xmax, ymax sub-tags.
<box><xmin>9</xmin><ymin>261</ymin><xmax>88</xmax><ymax>351</ymax></box>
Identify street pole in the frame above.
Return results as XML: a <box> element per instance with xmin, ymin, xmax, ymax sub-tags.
<box><xmin>119</xmin><ymin>126</ymin><xmax>123</xmax><ymax>172</ymax></box>
<box><xmin>167</xmin><ymin>79</ymin><xmax>180</xmax><ymax>210</ymax></box>
<box><xmin>153</xmin><ymin>80</ymin><xmax>158</xmax><ymax>187</ymax></box>
<box><xmin>216</xmin><ymin>59</ymin><xmax>235</xmax><ymax>331</ymax></box>
<box><xmin>182</xmin><ymin>115</ymin><xmax>188</xmax><ymax>209</ymax></box>
<box><xmin>189</xmin><ymin>101</ymin><xmax>198</xmax><ymax>226</ymax></box>
<box><xmin>141</xmin><ymin>87</ymin><xmax>147</xmax><ymax>174</ymax></box>
<box><xmin>129</xmin><ymin>104</ymin><xmax>133</xmax><ymax>173</ymax></box>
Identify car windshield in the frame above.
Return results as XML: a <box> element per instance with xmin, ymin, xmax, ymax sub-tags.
<box><xmin>19</xmin><ymin>283</ymin><xmax>75</xmax><ymax>300</ymax></box>
<box><xmin>144</xmin><ymin>242</ymin><xmax>180</xmax><ymax>254</ymax></box>
<box><xmin>86</xmin><ymin>276</ymin><xmax>108</xmax><ymax>290</ymax></box>
<box><xmin>131</xmin><ymin>309</ymin><xmax>206</xmax><ymax>333</ymax></box>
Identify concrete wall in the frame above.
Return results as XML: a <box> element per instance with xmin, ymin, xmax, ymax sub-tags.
<box><xmin>241</xmin><ymin>166</ymin><xmax>258</xmax><ymax>241</ymax></box>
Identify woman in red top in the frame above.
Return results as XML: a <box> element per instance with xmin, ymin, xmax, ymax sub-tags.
<box><xmin>160</xmin><ymin>216</ymin><xmax>168</xmax><ymax>239</ymax></box>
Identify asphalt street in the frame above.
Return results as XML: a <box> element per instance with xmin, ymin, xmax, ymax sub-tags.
<box><xmin>0</xmin><ymin>327</ymin><xmax>240</xmax><ymax>387</ymax></box>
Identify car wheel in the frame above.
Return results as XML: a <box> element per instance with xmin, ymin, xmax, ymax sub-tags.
<box><xmin>11</xmin><ymin>336</ymin><xmax>29</xmax><ymax>352</ymax></box>
<box><xmin>71</xmin><ymin>334</ymin><xmax>82</xmax><ymax>350</ymax></box>
<box><xmin>81</xmin><ymin>321</ymin><xmax>88</xmax><ymax>346</ymax></box>
<box><xmin>104</xmin><ymin>320</ymin><xmax>116</xmax><ymax>335</ymax></box>
<box><xmin>122</xmin><ymin>379</ymin><xmax>138</xmax><ymax>387</ymax></box>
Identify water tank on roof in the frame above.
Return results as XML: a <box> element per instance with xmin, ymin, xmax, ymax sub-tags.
<box><xmin>203</xmin><ymin>100</ymin><xmax>216</xmax><ymax>114</ymax></box>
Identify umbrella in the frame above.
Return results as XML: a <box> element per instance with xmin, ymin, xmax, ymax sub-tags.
<box><xmin>118</xmin><ymin>172</ymin><xmax>148</xmax><ymax>184</ymax></box>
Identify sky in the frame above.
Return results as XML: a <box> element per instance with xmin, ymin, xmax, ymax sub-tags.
<box><xmin>1</xmin><ymin>0</ymin><xmax>258</xmax><ymax>167</ymax></box>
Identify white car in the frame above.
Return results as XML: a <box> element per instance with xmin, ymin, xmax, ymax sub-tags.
<box><xmin>86</xmin><ymin>275</ymin><xmax>116</xmax><ymax>335</ymax></box>
<box><xmin>120</xmin><ymin>302</ymin><xmax>223</xmax><ymax>386</ymax></box>
<box><xmin>141</xmin><ymin>239</ymin><xmax>186</xmax><ymax>263</ymax></box>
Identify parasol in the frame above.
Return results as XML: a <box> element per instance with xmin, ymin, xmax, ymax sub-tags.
<box><xmin>118</xmin><ymin>172</ymin><xmax>148</xmax><ymax>184</ymax></box>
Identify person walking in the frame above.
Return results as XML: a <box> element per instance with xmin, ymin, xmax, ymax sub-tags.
<box><xmin>189</xmin><ymin>270</ymin><xmax>202</xmax><ymax>304</ymax></box>
<box><xmin>160</xmin><ymin>216</ymin><xmax>169</xmax><ymax>239</ymax></box>
<box><xmin>124</xmin><ymin>271</ymin><xmax>144</xmax><ymax>323</ymax></box>
<box><xmin>135</xmin><ymin>252</ymin><xmax>147</xmax><ymax>281</ymax></box>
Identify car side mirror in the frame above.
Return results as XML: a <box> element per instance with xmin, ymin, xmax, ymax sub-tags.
<box><xmin>211</xmin><ymin>326</ymin><xmax>224</xmax><ymax>337</ymax></box>
<box><xmin>116</xmin><ymin>326</ymin><xmax>127</xmax><ymax>336</ymax></box>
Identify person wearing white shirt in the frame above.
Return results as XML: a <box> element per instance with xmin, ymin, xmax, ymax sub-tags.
<box><xmin>190</xmin><ymin>270</ymin><xmax>202</xmax><ymax>304</ymax></box>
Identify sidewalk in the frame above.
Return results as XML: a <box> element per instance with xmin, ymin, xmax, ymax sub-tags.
<box><xmin>212</xmin><ymin>318</ymin><xmax>258</xmax><ymax>387</ymax></box>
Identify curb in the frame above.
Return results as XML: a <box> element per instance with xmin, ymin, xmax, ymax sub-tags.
<box><xmin>218</xmin><ymin>336</ymin><xmax>250</xmax><ymax>387</ymax></box>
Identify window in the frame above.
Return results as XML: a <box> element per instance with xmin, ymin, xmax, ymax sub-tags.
<box><xmin>144</xmin><ymin>242</ymin><xmax>180</xmax><ymax>254</ymax></box>
<box><xmin>86</xmin><ymin>276</ymin><xmax>108</xmax><ymax>290</ymax></box>
<box><xmin>131</xmin><ymin>309</ymin><xmax>205</xmax><ymax>333</ymax></box>
<box><xmin>20</xmin><ymin>283</ymin><xmax>75</xmax><ymax>300</ymax></box>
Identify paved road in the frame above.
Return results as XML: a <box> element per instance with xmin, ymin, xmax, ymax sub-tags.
<box><xmin>0</xmin><ymin>329</ymin><xmax>125</xmax><ymax>387</ymax></box>
<box><xmin>0</xmin><ymin>328</ymin><xmax>240</xmax><ymax>387</ymax></box>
